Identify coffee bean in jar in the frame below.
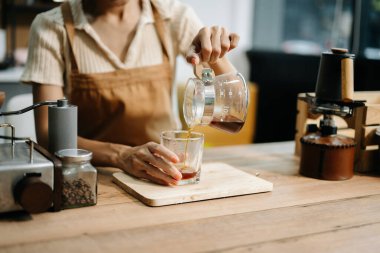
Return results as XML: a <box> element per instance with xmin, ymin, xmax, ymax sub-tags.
<box><xmin>56</xmin><ymin>149</ymin><xmax>97</xmax><ymax>209</ymax></box>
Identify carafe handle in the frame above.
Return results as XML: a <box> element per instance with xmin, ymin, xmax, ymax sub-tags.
<box><xmin>193</xmin><ymin>64</ymin><xmax>215</xmax><ymax>81</ymax></box>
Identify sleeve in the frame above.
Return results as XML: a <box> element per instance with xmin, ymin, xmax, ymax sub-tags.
<box><xmin>169</xmin><ymin>0</ymin><xmax>203</xmax><ymax>57</ymax></box>
<box><xmin>21</xmin><ymin>13</ymin><xmax>66</xmax><ymax>87</ymax></box>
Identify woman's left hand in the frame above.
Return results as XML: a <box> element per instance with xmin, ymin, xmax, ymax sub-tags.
<box><xmin>186</xmin><ymin>26</ymin><xmax>240</xmax><ymax>65</ymax></box>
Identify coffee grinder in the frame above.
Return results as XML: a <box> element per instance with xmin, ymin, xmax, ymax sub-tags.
<box><xmin>299</xmin><ymin>48</ymin><xmax>365</xmax><ymax>180</ymax></box>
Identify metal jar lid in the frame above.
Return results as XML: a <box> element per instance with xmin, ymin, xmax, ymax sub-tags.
<box><xmin>55</xmin><ymin>149</ymin><xmax>93</xmax><ymax>163</ymax></box>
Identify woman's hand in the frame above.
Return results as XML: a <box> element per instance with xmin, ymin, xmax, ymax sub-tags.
<box><xmin>117</xmin><ymin>142</ymin><xmax>182</xmax><ymax>185</ymax></box>
<box><xmin>186</xmin><ymin>26</ymin><xmax>240</xmax><ymax>65</ymax></box>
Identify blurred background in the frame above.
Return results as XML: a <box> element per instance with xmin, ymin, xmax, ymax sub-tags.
<box><xmin>1</xmin><ymin>0</ymin><xmax>380</xmax><ymax>143</ymax></box>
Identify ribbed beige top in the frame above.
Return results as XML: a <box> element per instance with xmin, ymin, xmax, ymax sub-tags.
<box><xmin>21</xmin><ymin>0</ymin><xmax>202</xmax><ymax>88</ymax></box>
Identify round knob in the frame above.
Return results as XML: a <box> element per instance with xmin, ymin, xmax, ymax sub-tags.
<box><xmin>306</xmin><ymin>124</ymin><xmax>319</xmax><ymax>133</ymax></box>
<box><xmin>321</xmin><ymin>125</ymin><xmax>338</xmax><ymax>136</ymax></box>
<box><xmin>14</xmin><ymin>175</ymin><xmax>53</xmax><ymax>214</ymax></box>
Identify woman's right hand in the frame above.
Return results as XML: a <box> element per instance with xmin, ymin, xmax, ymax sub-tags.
<box><xmin>186</xmin><ymin>26</ymin><xmax>240</xmax><ymax>65</ymax></box>
<box><xmin>117</xmin><ymin>142</ymin><xmax>182</xmax><ymax>185</ymax></box>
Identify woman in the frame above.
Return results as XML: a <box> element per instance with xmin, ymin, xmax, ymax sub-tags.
<box><xmin>21</xmin><ymin>0</ymin><xmax>239</xmax><ymax>185</ymax></box>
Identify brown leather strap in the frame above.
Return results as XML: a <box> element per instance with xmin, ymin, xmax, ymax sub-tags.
<box><xmin>150</xmin><ymin>1</ymin><xmax>170</xmax><ymax>62</ymax></box>
<box><xmin>61</xmin><ymin>2</ymin><xmax>79</xmax><ymax>72</ymax></box>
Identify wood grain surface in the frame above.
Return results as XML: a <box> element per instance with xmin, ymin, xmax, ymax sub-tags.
<box><xmin>1</xmin><ymin>142</ymin><xmax>380</xmax><ymax>253</ymax></box>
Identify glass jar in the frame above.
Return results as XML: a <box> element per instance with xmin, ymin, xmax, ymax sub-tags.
<box><xmin>56</xmin><ymin>149</ymin><xmax>97</xmax><ymax>209</ymax></box>
<box><xmin>183</xmin><ymin>68</ymin><xmax>249</xmax><ymax>133</ymax></box>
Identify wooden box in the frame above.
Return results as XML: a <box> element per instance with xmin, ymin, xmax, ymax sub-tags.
<box><xmin>295</xmin><ymin>91</ymin><xmax>380</xmax><ymax>172</ymax></box>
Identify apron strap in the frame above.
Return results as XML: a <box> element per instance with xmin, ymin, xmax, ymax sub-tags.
<box><xmin>150</xmin><ymin>1</ymin><xmax>170</xmax><ymax>62</ymax></box>
<box><xmin>61</xmin><ymin>2</ymin><xmax>79</xmax><ymax>72</ymax></box>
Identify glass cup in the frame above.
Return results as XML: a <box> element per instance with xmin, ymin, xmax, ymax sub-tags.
<box><xmin>160</xmin><ymin>130</ymin><xmax>204</xmax><ymax>185</ymax></box>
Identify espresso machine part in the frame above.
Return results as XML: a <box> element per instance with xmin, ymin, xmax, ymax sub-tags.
<box><xmin>299</xmin><ymin>115</ymin><xmax>356</xmax><ymax>180</ymax></box>
<box><xmin>299</xmin><ymin>48</ymin><xmax>358</xmax><ymax>181</ymax></box>
<box><xmin>48</xmin><ymin>99</ymin><xmax>77</xmax><ymax>154</ymax></box>
<box><xmin>0</xmin><ymin>98</ymin><xmax>76</xmax><ymax>213</ymax></box>
<box><xmin>13</xmin><ymin>172</ymin><xmax>53</xmax><ymax>214</ymax></box>
<box><xmin>183</xmin><ymin>68</ymin><xmax>249</xmax><ymax>133</ymax></box>
<box><xmin>0</xmin><ymin>124</ymin><xmax>62</xmax><ymax>214</ymax></box>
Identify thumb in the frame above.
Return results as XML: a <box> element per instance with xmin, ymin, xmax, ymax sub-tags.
<box><xmin>186</xmin><ymin>54</ymin><xmax>200</xmax><ymax>65</ymax></box>
<box><xmin>186</xmin><ymin>45</ymin><xmax>201</xmax><ymax>65</ymax></box>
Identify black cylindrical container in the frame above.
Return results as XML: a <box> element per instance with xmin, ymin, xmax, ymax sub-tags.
<box><xmin>315</xmin><ymin>48</ymin><xmax>355</xmax><ymax>102</ymax></box>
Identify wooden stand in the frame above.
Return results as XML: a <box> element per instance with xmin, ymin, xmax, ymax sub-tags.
<box><xmin>0</xmin><ymin>91</ymin><xmax>4</xmax><ymax>108</ymax></box>
<box><xmin>295</xmin><ymin>91</ymin><xmax>380</xmax><ymax>172</ymax></box>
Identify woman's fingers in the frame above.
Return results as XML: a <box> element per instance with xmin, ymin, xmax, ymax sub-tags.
<box><xmin>210</xmin><ymin>26</ymin><xmax>222</xmax><ymax>63</ymax></box>
<box><xmin>135</xmin><ymin>159</ymin><xmax>178</xmax><ymax>185</ymax></box>
<box><xmin>147</xmin><ymin>142</ymin><xmax>179</xmax><ymax>163</ymax></box>
<box><xmin>151</xmin><ymin>155</ymin><xmax>182</xmax><ymax>180</ymax></box>
<box><xmin>186</xmin><ymin>45</ymin><xmax>200</xmax><ymax>65</ymax></box>
<box><xmin>229</xmin><ymin>33</ymin><xmax>240</xmax><ymax>50</ymax></box>
<box><xmin>187</xmin><ymin>26</ymin><xmax>239</xmax><ymax>65</ymax></box>
<box><xmin>147</xmin><ymin>143</ymin><xmax>182</xmax><ymax>180</ymax></box>
<box><xmin>198</xmin><ymin>27</ymin><xmax>212</xmax><ymax>63</ymax></box>
<box><xmin>140</xmin><ymin>171</ymin><xmax>171</xmax><ymax>186</ymax></box>
<box><xmin>220</xmin><ymin>27</ymin><xmax>231</xmax><ymax>58</ymax></box>
<box><xmin>119</xmin><ymin>142</ymin><xmax>183</xmax><ymax>185</ymax></box>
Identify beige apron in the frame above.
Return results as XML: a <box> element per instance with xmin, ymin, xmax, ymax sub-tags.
<box><xmin>61</xmin><ymin>1</ymin><xmax>176</xmax><ymax>146</ymax></box>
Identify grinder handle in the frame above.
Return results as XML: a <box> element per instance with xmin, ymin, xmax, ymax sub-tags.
<box><xmin>341</xmin><ymin>57</ymin><xmax>354</xmax><ymax>102</ymax></box>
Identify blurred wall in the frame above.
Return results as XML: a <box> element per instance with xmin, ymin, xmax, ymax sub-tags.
<box><xmin>175</xmin><ymin>0</ymin><xmax>254</xmax><ymax>83</ymax></box>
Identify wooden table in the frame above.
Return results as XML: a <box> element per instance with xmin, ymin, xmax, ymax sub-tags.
<box><xmin>1</xmin><ymin>141</ymin><xmax>380</xmax><ymax>252</ymax></box>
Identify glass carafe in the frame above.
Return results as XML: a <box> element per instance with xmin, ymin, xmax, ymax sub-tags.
<box><xmin>183</xmin><ymin>69</ymin><xmax>249</xmax><ymax>133</ymax></box>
